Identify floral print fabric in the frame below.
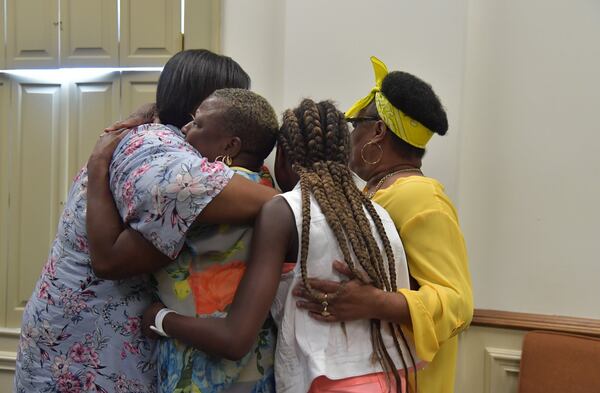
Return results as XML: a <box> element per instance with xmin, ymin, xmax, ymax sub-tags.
<box><xmin>15</xmin><ymin>124</ymin><xmax>233</xmax><ymax>393</ymax></box>
<box><xmin>155</xmin><ymin>167</ymin><xmax>276</xmax><ymax>393</ymax></box>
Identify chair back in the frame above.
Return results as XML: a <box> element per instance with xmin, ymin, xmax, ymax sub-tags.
<box><xmin>518</xmin><ymin>330</ymin><xmax>600</xmax><ymax>393</ymax></box>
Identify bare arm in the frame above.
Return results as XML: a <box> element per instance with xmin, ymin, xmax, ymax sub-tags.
<box><xmin>197</xmin><ymin>174</ymin><xmax>278</xmax><ymax>225</ymax></box>
<box><xmin>148</xmin><ymin>197</ymin><xmax>293</xmax><ymax>360</ymax></box>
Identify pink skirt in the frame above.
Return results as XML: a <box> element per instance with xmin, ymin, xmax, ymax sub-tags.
<box><xmin>308</xmin><ymin>372</ymin><xmax>406</xmax><ymax>393</ymax></box>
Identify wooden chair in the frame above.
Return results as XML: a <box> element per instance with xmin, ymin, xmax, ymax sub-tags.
<box><xmin>518</xmin><ymin>330</ymin><xmax>600</xmax><ymax>393</ymax></box>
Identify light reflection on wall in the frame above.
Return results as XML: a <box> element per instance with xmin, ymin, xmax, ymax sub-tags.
<box><xmin>1</xmin><ymin>68</ymin><xmax>163</xmax><ymax>81</ymax></box>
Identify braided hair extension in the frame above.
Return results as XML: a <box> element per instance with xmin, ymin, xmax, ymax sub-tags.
<box><xmin>277</xmin><ymin>98</ymin><xmax>416</xmax><ymax>392</ymax></box>
<box><xmin>322</xmin><ymin>101</ymin><xmax>416</xmax><ymax>390</ymax></box>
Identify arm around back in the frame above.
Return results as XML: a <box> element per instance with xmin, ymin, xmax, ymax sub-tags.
<box><xmin>88</xmin><ymin>169</ymin><xmax>277</xmax><ymax>280</ymax></box>
<box><xmin>160</xmin><ymin>197</ymin><xmax>293</xmax><ymax>360</ymax></box>
<box><xmin>198</xmin><ymin>173</ymin><xmax>278</xmax><ymax>225</ymax></box>
<box><xmin>86</xmin><ymin>126</ymin><xmax>277</xmax><ymax>280</ymax></box>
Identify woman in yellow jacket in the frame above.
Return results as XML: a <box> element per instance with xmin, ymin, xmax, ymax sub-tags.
<box><xmin>293</xmin><ymin>57</ymin><xmax>473</xmax><ymax>393</ymax></box>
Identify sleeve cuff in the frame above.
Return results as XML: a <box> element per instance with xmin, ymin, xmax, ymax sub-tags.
<box><xmin>399</xmin><ymin>288</ymin><xmax>440</xmax><ymax>362</ymax></box>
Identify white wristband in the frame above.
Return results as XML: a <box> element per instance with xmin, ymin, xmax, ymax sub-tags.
<box><xmin>149</xmin><ymin>308</ymin><xmax>175</xmax><ymax>337</ymax></box>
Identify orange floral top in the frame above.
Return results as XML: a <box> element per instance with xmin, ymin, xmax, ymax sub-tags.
<box><xmin>153</xmin><ymin>166</ymin><xmax>276</xmax><ymax>393</ymax></box>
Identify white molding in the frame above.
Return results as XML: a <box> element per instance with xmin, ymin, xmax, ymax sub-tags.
<box><xmin>0</xmin><ymin>328</ymin><xmax>20</xmax><ymax>339</ymax></box>
<box><xmin>484</xmin><ymin>347</ymin><xmax>522</xmax><ymax>393</ymax></box>
<box><xmin>0</xmin><ymin>350</ymin><xmax>16</xmax><ymax>371</ymax></box>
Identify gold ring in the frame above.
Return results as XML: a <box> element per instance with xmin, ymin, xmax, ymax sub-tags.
<box><xmin>321</xmin><ymin>301</ymin><xmax>330</xmax><ymax>317</ymax></box>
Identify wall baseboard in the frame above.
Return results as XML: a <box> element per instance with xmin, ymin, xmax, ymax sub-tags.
<box><xmin>472</xmin><ymin>309</ymin><xmax>600</xmax><ymax>337</ymax></box>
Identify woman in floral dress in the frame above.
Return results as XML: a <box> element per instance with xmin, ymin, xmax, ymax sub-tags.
<box><xmin>144</xmin><ymin>89</ymin><xmax>281</xmax><ymax>392</ymax></box>
<box><xmin>14</xmin><ymin>50</ymin><xmax>276</xmax><ymax>393</ymax></box>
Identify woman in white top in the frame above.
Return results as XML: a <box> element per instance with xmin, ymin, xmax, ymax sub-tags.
<box><xmin>141</xmin><ymin>99</ymin><xmax>420</xmax><ymax>392</ymax></box>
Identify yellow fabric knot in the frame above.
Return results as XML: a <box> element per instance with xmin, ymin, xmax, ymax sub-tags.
<box><xmin>346</xmin><ymin>56</ymin><xmax>434</xmax><ymax>149</ymax></box>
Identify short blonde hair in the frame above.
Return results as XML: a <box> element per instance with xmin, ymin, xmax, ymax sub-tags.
<box><xmin>211</xmin><ymin>88</ymin><xmax>278</xmax><ymax>160</ymax></box>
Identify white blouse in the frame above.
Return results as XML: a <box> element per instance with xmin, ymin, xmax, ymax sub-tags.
<box><xmin>271</xmin><ymin>186</ymin><xmax>420</xmax><ymax>393</ymax></box>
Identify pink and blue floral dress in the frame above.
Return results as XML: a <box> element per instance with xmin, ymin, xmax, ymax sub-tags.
<box><xmin>15</xmin><ymin>124</ymin><xmax>233</xmax><ymax>393</ymax></box>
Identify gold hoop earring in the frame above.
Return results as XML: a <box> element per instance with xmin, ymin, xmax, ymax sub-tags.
<box><xmin>360</xmin><ymin>141</ymin><xmax>383</xmax><ymax>165</ymax></box>
<box><xmin>215</xmin><ymin>155</ymin><xmax>232</xmax><ymax>166</ymax></box>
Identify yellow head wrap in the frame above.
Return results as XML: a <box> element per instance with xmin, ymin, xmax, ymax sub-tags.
<box><xmin>345</xmin><ymin>56</ymin><xmax>434</xmax><ymax>149</ymax></box>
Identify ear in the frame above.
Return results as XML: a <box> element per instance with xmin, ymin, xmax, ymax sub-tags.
<box><xmin>370</xmin><ymin>120</ymin><xmax>389</xmax><ymax>143</ymax></box>
<box><xmin>274</xmin><ymin>145</ymin><xmax>298</xmax><ymax>192</ymax></box>
<box><xmin>224</xmin><ymin>136</ymin><xmax>242</xmax><ymax>158</ymax></box>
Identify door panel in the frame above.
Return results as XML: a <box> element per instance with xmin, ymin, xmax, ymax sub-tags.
<box><xmin>184</xmin><ymin>0</ymin><xmax>221</xmax><ymax>52</ymax></box>
<box><xmin>6</xmin><ymin>0</ymin><xmax>60</xmax><ymax>68</ymax></box>
<box><xmin>0</xmin><ymin>77</ymin><xmax>9</xmax><ymax>327</ymax></box>
<box><xmin>0</xmin><ymin>0</ymin><xmax>5</xmax><ymax>68</ymax></box>
<box><xmin>68</xmin><ymin>74</ymin><xmax>120</xmax><ymax>175</ymax></box>
<box><xmin>121</xmin><ymin>72</ymin><xmax>160</xmax><ymax>117</ymax></box>
<box><xmin>120</xmin><ymin>0</ymin><xmax>182</xmax><ymax>66</ymax></box>
<box><xmin>60</xmin><ymin>0</ymin><xmax>119</xmax><ymax>67</ymax></box>
<box><xmin>6</xmin><ymin>79</ymin><xmax>66</xmax><ymax>327</ymax></box>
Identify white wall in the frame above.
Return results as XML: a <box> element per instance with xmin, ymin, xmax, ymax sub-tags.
<box><xmin>220</xmin><ymin>0</ymin><xmax>285</xmax><ymax>113</ymax></box>
<box><xmin>221</xmin><ymin>0</ymin><xmax>600</xmax><ymax>319</ymax></box>
<box><xmin>222</xmin><ymin>0</ymin><xmax>468</xmax><ymax>199</ymax></box>
<box><xmin>220</xmin><ymin>0</ymin><xmax>286</xmax><ymax>171</ymax></box>
<box><xmin>281</xmin><ymin>0</ymin><xmax>468</xmax><ymax>200</ymax></box>
<box><xmin>222</xmin><ymin>0</ymin><xmax>466</xmax><ymax>199</ymax></box>
<box><xmin>459</xmin><ymin>0</ymin><xmax>600</xmax><ymax>318</ymax></box>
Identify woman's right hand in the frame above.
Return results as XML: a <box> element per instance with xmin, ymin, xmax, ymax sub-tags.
<box><xmin>88</xmin><ymin>128</ymin><xmax>130</xmax><ymax>169</ymax></box>
<box><xmin>104</xmin><ymin>102</ymin><xmax>158</xmax><ymax>132</ymax></box>
<box><xmin>293</xmin><ymin>260</ymin><xmax>413</xmax><ymax>326</ymax></box>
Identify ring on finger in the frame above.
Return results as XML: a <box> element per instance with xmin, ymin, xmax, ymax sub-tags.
<box><xmin>321</xmin><ymin>300</ymin><xmax>331</xmax><ymax>317</ymax></box>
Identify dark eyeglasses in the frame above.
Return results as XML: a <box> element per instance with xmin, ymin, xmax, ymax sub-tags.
<box><xmin>346</xmin><ymin>116</ymin><xmax>380</xmax><ymax>128</ymax></box>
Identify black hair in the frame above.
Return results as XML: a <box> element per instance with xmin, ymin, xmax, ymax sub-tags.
<box><xmin>380</xmin><ymin>71</ymin><xmax>448</xmax><ymax>159</ymax></box>
<box><xmin>381</xmin><ymin>71</ymin><xmax>448</xmax><ymax>135</ymax></box>
<box><xmin>211</xmin><ymin>88</ymin><xmax>278</xmax><ymax>161</ymax></box>
<box><xmin>156</xmin><ymin>49</ymin><xmax>251</xmax><ymax>129</ymax></box>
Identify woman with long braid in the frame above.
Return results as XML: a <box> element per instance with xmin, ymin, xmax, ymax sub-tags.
<box><xmin>294</xmin><ymin>57</ymin><xmax>473</xmax><ymax>393</ymax></box>
<box><xmin>138</xmin><ymin>98</ymin><xmax>421</xmax><ymax>392</ymax></box>
<box><xmin>271</xmin><ymin>98</ymin><xmax>422</xmax><ymax>392</ymax></box>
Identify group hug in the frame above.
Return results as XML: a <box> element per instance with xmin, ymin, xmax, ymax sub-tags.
<box><xmin>14</xmin><ymin>49</ymin><xmax>473</xmax><ymax>393</ymax></box>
